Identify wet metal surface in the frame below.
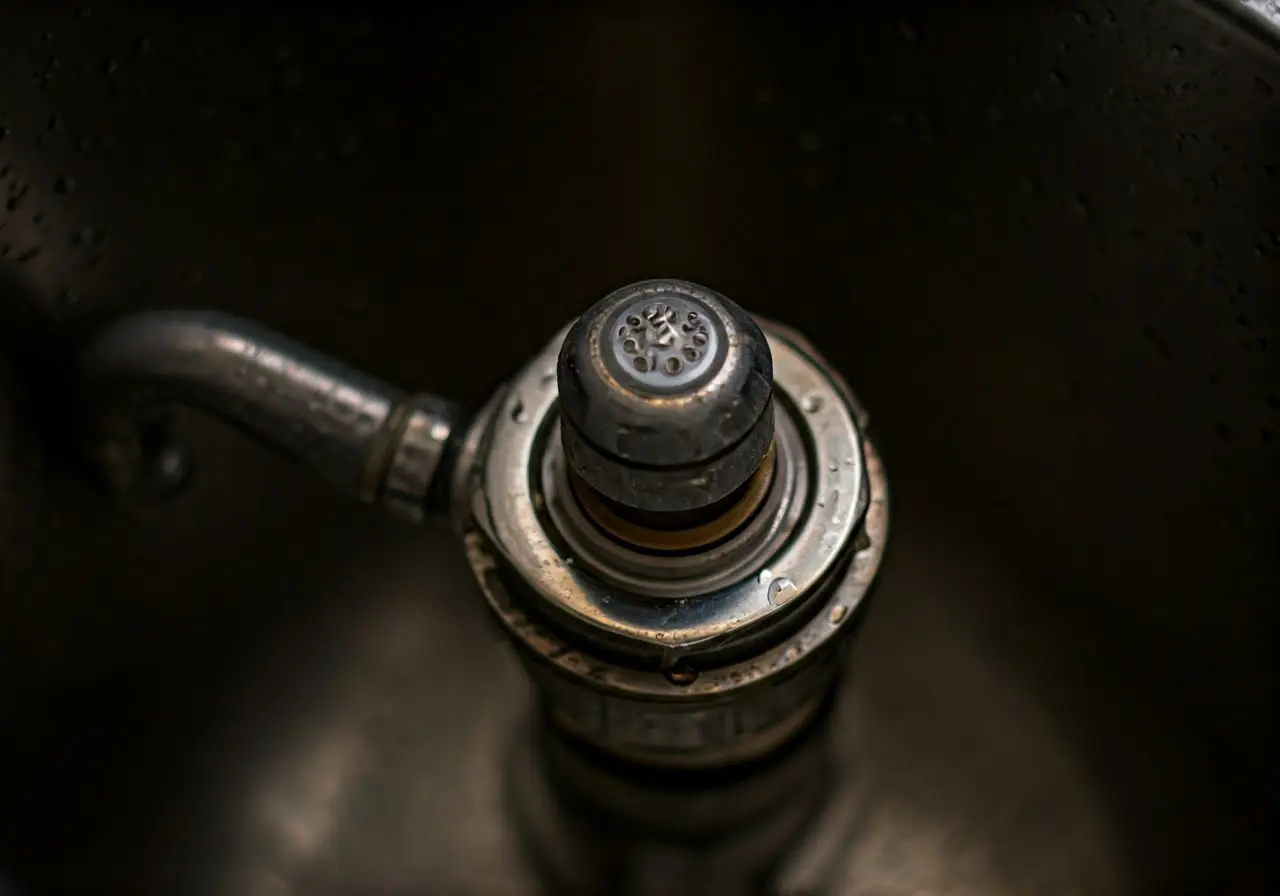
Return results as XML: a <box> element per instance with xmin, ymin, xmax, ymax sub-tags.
<box><xmin>1</xmin><ymin>1</ymin><xmax>1276</xmax><ymax>893</ymax></box>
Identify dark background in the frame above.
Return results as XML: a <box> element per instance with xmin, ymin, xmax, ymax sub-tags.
<box><xmin>1</xmin><ymin>1</ymin><xmax>1276</xmax><ymax>893</ymax></box>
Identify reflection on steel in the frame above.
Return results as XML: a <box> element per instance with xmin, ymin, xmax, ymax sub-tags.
<box><xmin>508</xmin><ymin>705</ymin><xmax>838</xmax><ymax>896</ymax></box>
<box><xmin>77</xmin><ymin>310</ymin><xmax>461</xmax><ymax>520</ymax></box>
<box><xmin>1240</xmin><ymin>0</ymin><xmax>1280</xmax><ymax>32</ymax></box>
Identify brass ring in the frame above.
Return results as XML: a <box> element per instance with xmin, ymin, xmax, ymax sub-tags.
<box><xmin>570</xmin><ymin>443</ymin><xmax>777</xmax><ymax>553</ymax></box>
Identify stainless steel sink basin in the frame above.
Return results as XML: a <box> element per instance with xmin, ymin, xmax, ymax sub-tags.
<box><xmin>1</xmin><ymin>2</ymin><xmax>1275</xmax><ymax>893</ymax></box>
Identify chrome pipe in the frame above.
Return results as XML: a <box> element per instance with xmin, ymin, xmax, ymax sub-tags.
<box><xmin>77</xmin><ymin>309</ymin><xmax>461</xmax><ymax>521</ymax></box>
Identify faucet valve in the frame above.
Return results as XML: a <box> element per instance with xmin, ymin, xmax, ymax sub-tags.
<box><xmin>73</xmin><ymin>279</ymin><xmax>889</xmax><ymax>771</ymax></box>
<box><xmin>457</xmin><ymin>279</ymin><xmax>889</xmax><ymax>769</ymax></box>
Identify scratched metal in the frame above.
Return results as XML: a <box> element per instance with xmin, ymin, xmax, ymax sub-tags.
<box><xmin>1</xmin><ymin>1</ymin><xmax>1276</xmax><ymax>894</ymax></box>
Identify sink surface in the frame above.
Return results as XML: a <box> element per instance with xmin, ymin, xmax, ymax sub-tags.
<box><xmin>1</xmin><ymin>1</ymin><xmax>1275</xmax><ymax>893</ymax></box>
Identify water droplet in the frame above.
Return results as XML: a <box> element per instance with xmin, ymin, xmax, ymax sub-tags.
<box><xmin>829</xmin><ymin>605</ymin><xmax>848</xmax><ymax>624</ymax></box>
<box><xmin>54</xmin><ymin>175</ymin><xmax>74</xmax><ymax>194</ymax></box>
<box><xmin>665</xmin><ymin>666</ymin><xmax>698</xmax><ymax>686</ymax></box>
<box><xmin>102</xmin><ymin>58</ymin><xmax>118</xmax><ymax>75</ymax></box>
<box><xmin>510</xmin><ymin>399</ymin><xmax>528</xmax><ymax>423</ymax></box>
<box><xmin>1071</xmin><ymin>194</ymin><xmax>1091</xmax><ymax>218</ymax></box>
<box><xmin>827</xmin><ymin>461</ymin><xmax>839</xmax><ymax>473</ymax></box>
<box><xmin>800</xmin><ymin>393</ymin><xmax>823</xmax><ymax>413</ymax></box>
<box><xmin>1167</xmin><ymin>44</ymin><xmax>1183</xmax><ymax>60</ymax></box>
<box><xmin>1049</xmin><ymin>69</ymin><xmax>1068</xmax><ymax>87</ymax></box>
<box><xmin>767</xmin><ymin>576</ymin><xmax>797</xmax><ymax>605</ymax></box>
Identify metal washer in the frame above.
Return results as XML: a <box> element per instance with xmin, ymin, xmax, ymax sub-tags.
<box><xmin>541</xmin><ymin>403</ymin><xmax>809</xmax><ymax>599</ymax></box>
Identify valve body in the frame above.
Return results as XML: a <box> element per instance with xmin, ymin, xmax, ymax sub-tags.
<box><xmin>457</xmin><ymin>280</ymin><xmax>889</xmax><ymax>769</ymax></box>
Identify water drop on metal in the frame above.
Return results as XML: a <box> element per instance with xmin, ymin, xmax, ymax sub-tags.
<box><xmin>665</xmin><ymin>666</ymin><xmax>698</xmax><ymax>686</ymax></box>
<box><xmin>767</xmin><ymin>576</ymin><xmax>796</xmax><ymax>606</ymax></box>
<box><xmin>801</xmin><ymin>393</ymin><xmax>823</xmax><ymax>413</ymax></box>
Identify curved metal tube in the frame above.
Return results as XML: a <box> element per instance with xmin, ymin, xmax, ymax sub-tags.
<box><xmin>78</xmin><ymin>309</ymin><xmax>461</xmax><ymax>521</ymax></box>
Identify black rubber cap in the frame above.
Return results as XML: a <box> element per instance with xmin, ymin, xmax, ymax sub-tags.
<box><xmin>557</xmin><ymin>279</ymin><xmax>774</xmax><ymax>514</ymax></box>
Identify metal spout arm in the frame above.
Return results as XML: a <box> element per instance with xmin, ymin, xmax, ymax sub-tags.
<box><xmin>78</xmin><ymin>309</ymin><xmax>462</xmax><ymax>522</ymax></box>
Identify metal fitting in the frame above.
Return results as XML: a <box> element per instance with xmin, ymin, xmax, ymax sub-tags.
<box><xmin>459</xmin><ymin>282</ymin><xmax>889</xmax><ymax>769</ymax></box>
